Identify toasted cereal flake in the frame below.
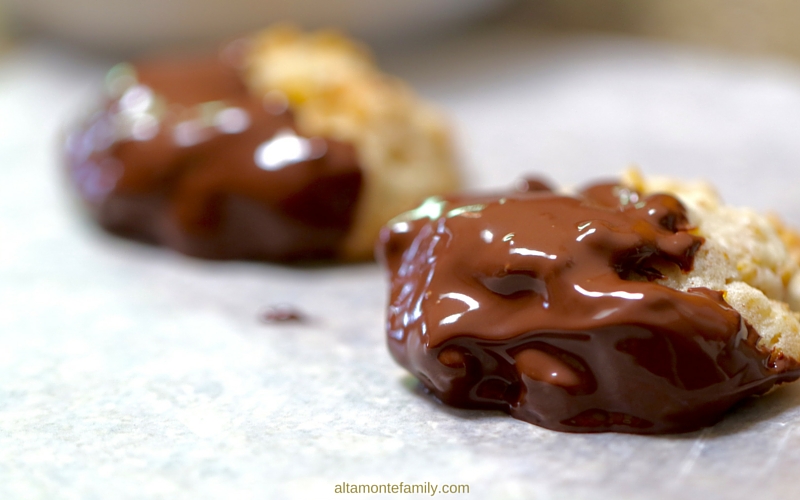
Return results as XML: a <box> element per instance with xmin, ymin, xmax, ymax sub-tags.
<box><xmin>623</xmin><ymin>168</ymin><xmax>800</xmax><ymax>361</ymax></box>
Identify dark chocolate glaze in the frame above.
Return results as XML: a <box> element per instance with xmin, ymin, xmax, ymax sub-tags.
<box><xmin>378</xmin><ymin>182</ymin><xmax>800</xmax><ymax>433</ymax></box>
<box><xmin>65</xmin><ymin>50</ymin><xmax>362</xmax><ymax>261</ymax></box>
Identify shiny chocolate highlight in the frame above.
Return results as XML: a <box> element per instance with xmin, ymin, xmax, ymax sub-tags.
<box><xmin>378</xmin><ymin>182</ymin><xmax>800</xmax><ymax>433</ymax></box>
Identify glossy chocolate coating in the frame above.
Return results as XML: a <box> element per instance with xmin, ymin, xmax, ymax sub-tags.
<box><xmin>65</xmin><ymin>51</ymin><xmax>362</xmax><ymax>261</ymax></box>
<box><xmin>378</xmin><ymin>182</ymin><xmax>800</xmax><ymax>433</ymax></box>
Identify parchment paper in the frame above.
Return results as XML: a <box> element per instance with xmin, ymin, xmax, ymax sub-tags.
<box><xmin>2</xmin><ymin>25</ymin><xmax>800</xmax><ymax>499</ymax></box>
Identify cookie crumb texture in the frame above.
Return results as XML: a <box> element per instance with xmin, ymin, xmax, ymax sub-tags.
<box><xmin>66</xmin><ymin>26</ymin><xmax>458</xmax><ymax>261</ymax></box>
<box><xmin>378</xmin><ymin>176</ymin><xmax>800</xmax><ymax>433</ymax></box>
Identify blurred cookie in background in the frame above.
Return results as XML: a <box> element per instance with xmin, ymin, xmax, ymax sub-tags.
<box><xmin>65</xmin><ymin>26</ymin><xmax>460</xmax><ymax>262</ymax></box>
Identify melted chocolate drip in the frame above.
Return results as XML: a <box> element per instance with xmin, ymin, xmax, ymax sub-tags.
<box><xmin>378</xmin><ymin>182</ymin><xmax>800</xmax><ymax>433</ymax></box>
<box><xmin>516</xmin><ymin>176</ymin><xmax>554</xmax><ymax>193</ymax></box>
<box><xmin>260</xmin><ymin>304</ymin><xmax>306</xmax><ymax>323</ymax></box>
<box><xmin>65</xmin><ymin>51</ymin><xmax>362</xmax><ymax>261</ymax></box>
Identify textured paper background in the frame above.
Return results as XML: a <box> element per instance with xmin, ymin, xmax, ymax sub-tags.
<box><xmin>2</xmin><ymin>25</ymin><xmax>800</xmax><ymax>499</ymax></box>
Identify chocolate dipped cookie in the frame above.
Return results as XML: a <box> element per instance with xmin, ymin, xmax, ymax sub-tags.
<box><xmin>378</xmin><ymin>171</ymin><xmax>800</xmax><ymax>433</ymax></box>
<box><xmin>66</xmin><ymin>26</ymin><xmax>459</xmax><ymax>261</ymax></box>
